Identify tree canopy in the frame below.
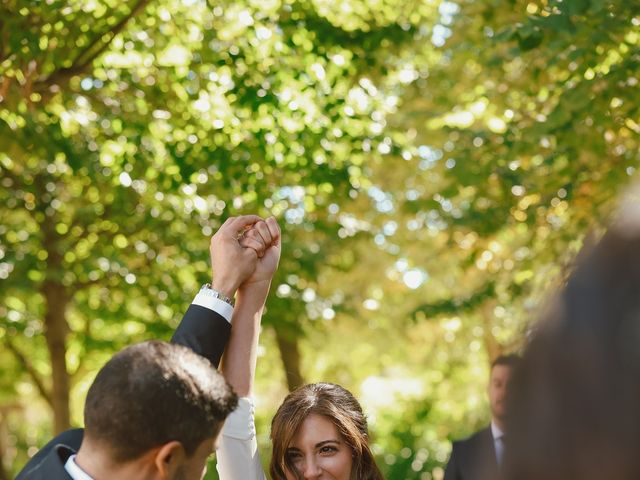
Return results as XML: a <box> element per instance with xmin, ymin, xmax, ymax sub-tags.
<box><xmin>1</xmin><ymin>0</ymin><xmax>638</xmax><ymax>478</ymax></box>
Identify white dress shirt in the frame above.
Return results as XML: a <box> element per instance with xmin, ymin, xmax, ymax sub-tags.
<box><xmin>64</xmin><ymin>455</ymin><xmax>94</xmax><ymax>480</ymax></box>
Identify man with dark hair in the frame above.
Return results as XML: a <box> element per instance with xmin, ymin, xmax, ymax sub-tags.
<box><xmin>17</xmin><ymin>215</ymin><xmax>277</xmax><ymax>480</ymax></box>
<box><xmin>444</xmin><ymin>354</ymin><xmax>521</xmax><ymax>480</ymax></box>
<box><xmin>73</xmin><ymin>341</ymin><xmax>237</xmax><ymax>479</ymax></box>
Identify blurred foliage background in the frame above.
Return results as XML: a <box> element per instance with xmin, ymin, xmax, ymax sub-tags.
<box><xmin>1</xmin><ymin>0</ymin><xmax>639</xmax><ymax>478</ymax></box>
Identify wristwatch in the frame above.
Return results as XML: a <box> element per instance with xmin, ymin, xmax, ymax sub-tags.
<box><xmin>200</xmin><ymin>283</ymin><xmax>235</xmax><ymax>307</ymax></box>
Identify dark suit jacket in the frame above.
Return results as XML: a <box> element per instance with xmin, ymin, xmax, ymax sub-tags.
<box><xmin>16</xmin><ymin>303</ymin><xmax>231</xmax><ymax>480</ymax></box>
<box><xmin>444</xmin><ymin>426</ymin><xmax>500</xmax><ymax>480</ymax></box>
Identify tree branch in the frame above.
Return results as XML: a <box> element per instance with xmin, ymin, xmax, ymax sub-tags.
<box><xmin>43</xmin><ymin>0</ymin><xmax>151</xmax><ymax>88</ymax></box>
<box><xmin>4</xmin><ymin>338</ymin><xmax>53</xmax><ymax>408</ymax></box>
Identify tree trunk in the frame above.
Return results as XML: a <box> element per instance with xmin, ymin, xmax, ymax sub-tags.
<box><xmin>0</xmin><ymin>405</ymin><xmax>20</xmax><ymax>480</ymax></box>
<box><xmin>274</xmin><ymin>326</ymin><xmax>305</xmax><ymax>392</ymax></box>
<box><xmin>0</xmin><ymin>414</ymin><xmax>8</xmax><ymax>480</ymax></box>
<box><xmin>43</xmin><ymin>280</ymin><xmax>70</xmax><ymax>434</ymax></box>
<box><xmin>38</xmin><ymin>178</ymin><xmax>71</xmax><ymax>434</ymax></box>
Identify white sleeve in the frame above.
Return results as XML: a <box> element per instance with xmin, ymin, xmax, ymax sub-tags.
<box><xmin>191</xmin><ymin>290</ymin><xmax>234</xmax><ymax>323</ymax></box>
<box><xmin>216</xmin><ymin>397</ymin><xmax>266</xmax><ymax>480</ymax></box>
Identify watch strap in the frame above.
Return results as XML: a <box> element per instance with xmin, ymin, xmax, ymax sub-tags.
<box><xmin>200</xmin><ymin>283</ymin><xmax>235</xmax><ymax>307</ymax></box>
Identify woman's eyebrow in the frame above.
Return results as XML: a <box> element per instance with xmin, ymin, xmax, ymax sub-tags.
<box><xmin>286</xmin><ymin>440</ymin><xmax>342</xmax><ymax>451</ymax></box>
<box><xmin>315</xmin><ymin>439</ymin><xmax>341</xmax><ymax>448</ymax></box>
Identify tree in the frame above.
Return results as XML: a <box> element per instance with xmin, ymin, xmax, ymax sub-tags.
<box><xmin>2</xmin><ymin>0</ymin><xmax>638</xmax><ymax>477</ymax></box>
<box><xmin>386</xmin><ymin>0</ymin><xmax>640</xmax><ymax>353</ymax></box>
<box><xmin>0</xmin><ymin>0</ymin><xmax>434</xmax><ymax>472</ymax></box>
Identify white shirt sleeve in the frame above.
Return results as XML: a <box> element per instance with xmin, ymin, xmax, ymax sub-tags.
<box><xmin>192</xmin><ymin>290</ymin><xmax>234</xmax><ymax>323</ymax></box>
<box><xmin>216</xmin><ymin>397</ymin><xmax>266</xmax><ymax>480</ymax></box>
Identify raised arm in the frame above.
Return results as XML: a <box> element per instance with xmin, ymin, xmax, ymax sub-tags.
<box><xmin>217</xmin><ymin>217</ymin><xmax>281</xmax><ymax>480</ymax></box>
<box><xmin>171</xmin><ymin>215</ymin><xmax>265</xmax><ymax>367</ymax></box>
<box><xmin>223</xmin><ymin>217</ymin><xmax>281</xmax><ymax>394</ymax></box>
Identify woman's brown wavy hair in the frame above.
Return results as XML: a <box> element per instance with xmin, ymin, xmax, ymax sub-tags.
<box><xmin>270</xmin><ymin>382</ymin><xmax>384</xmax><ymax>480</ymax></box>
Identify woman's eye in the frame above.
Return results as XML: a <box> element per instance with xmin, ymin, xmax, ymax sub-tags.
<box><xmin>320</xmin><ymin>446</ymin><xmax>338</xmax><ymax>454</ymax></box>
<box><xmin>287</xmin><ymin>451</ymin><xmax>303</xmax><ymax>460</ymax></box>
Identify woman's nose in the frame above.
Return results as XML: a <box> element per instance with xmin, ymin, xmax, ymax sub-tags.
<box><xmin>302</xmin><ymin>456</ymin><xmax>323</xmax><ymax>478</ymax></box>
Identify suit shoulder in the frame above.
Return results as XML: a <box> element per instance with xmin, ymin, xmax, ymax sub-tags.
<box><xmin>16</xmin><ymin>428</ymin><xmax>84</xmax><ymax>480</ymax></box>
<box><xmin>453</xmin><ymin>426</ymin><xmax>491</xmax><ymax>448</ymax></box>
<box><xmin>54</xmin><ymin>427</ymin><xmax>85</xmax><ymax>446</ymax></box>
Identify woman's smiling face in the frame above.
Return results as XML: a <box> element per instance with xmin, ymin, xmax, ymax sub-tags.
<box><xmin>285</xmin><ymin>414</ymin><xmax>354</xmax><ymax>480</ymax></box>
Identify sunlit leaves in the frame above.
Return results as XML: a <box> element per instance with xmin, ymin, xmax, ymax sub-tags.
<box><xmin>1</xmin><ymin>0</ymin><xmax>440</xmax><ymax>474</ymax></box>
<box><xmin>1</xmin><ymin>0</ymin><xmax>638</xmax><ymax>477</ymax></box>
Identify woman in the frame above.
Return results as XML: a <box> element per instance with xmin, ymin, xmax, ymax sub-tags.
<box><xmin>270</xmin><ymin>383</ymin><xmax>384</xmax><ymax>480</ymax></box>
<box><xmin>217</xmin><ymin>219</ymin><xmax>383</xmax><ymax>479</ymax></box>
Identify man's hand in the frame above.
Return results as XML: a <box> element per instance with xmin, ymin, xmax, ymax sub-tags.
<box><xmin>209</xmin><ymin>215</ymin><xmax>266</xmax><ymax>299</ymax></box>
<box><xmin>239</xmin><ymin>216</ymin><xmax>281</xmax><ymax>287</ymax></box>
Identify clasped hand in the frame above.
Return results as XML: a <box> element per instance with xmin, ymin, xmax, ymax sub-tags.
<box><xmin>209</xmin><ymin>215</ymin><xmax>281</xmax><ymax>298</ymax></box>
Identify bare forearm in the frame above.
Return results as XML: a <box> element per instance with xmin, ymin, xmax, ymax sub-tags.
<box><xmin>221</xmin><ymin>281</ymin><xmax>270</xmax><ymax>396</ymax></box>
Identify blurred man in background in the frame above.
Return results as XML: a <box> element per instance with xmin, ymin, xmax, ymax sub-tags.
<box><xmin>444</xmin><ymin>354</ymin><xmax>520</xmax><ymax>480</ymax></box>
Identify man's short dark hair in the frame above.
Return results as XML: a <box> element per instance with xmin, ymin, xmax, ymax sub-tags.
<box><xmin>83</xmin><ymin>340</ymin><xmax>237</xmax><ymax>462</ymax></box>
<box><xmin>491</xmin><ymin>354</ymin><xmax>521</xmax><ymax>370</ymax></box>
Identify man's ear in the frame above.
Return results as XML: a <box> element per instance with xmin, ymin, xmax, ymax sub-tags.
<box><xmin>154</xmin><ymin>441</ymin><xmax>186</xmax><ymax>479</ymax></box>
